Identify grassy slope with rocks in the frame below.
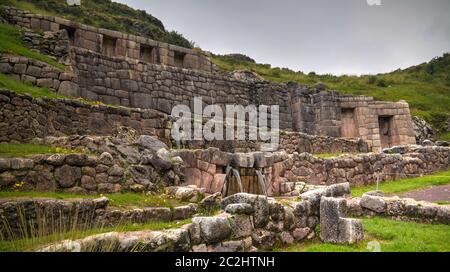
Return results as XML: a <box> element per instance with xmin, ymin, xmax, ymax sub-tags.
<box><xmin>213</xmin><ymin>53</ymin><xmax>450</xmax><ymax>138</ymax></box>
<box><xmin>2</xmin><ymin>0</ymin><xmax>193</xmax><ymax>48</ymax></box>
<box><xmin>0</xmin><ymin>23</ymin><xmax>66</xmax><ymax>69</ymax></box>
<box><xmin>275</xmin><ymin>217</ymin><xmax>450</xmax><ymax>252</ymax></box>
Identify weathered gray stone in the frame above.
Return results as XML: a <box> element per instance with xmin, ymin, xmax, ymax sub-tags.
<box><xmin>58</xmin><ymin>81</ymin><xmax>79</xmax><ymax>97</ymax></box>
<box><xmin>292</xmin><ymin>227</ymin><xmax>311</xmax><ymax>241</ymax></box>
<box><xmin>221</xmin><ymin>193</ymin><xmax>269</xmax><ymax>228</ymax></box>
<box><xmin>360</xmin><ymin>194</ymin><xmax>386</xmax><ymax>213</ymax></box>
<box><xmin>166</xmin><ymin>186</ymin><xmax>204</xmax><ymax>202</ymax></box>
<box><xmin>0</xmin><ymin>158</ymin><xmax>11</xmax><ymax>172</ymax></box>
<box><xmin>228</xmin><ymin>214</ymin><xmax>253</xmax><ymax>239</ymax></box>
<box><xmin>225</xmin><ymin>203</ymin><xmax>254</xmax><ymax>215</ymax></box>
<box><xmin>172</xmin><ymin>204</ymin><xmax>196</xmax><ymax>220</ymax></box>
<box><xmin>192</xmin><ymin>216</ymin><xmax>231</xmax><ymax>244</ymax></box>
<box><xmin>137</xmin><ymin>135</ymin><xmax>168</xmax><ymax>152</ymax></box>
<box><xmin>99</xmin><ymin>152</ymin><xmax>113</xmax><ymax>166</ymax></box>
<box><xmin>320</xmin><ymin>197</ymin><xmax>364</xmax><ymax>244</ymax></box>
<box><xmin>54</xmin><ymin>165</ymin><xmax>81</xmax><ymax>188</ymax></box>
<box><xmin>45</xmin><ymin>154</ymin><xmax>66</xmax><ymax>166</ymax></box>
<box><xmin>279</xmin><ymin>231</ymin><xmax>294</xmax><ymax>245</ymax></box>
<box><xmin>81</xmin><ymin>175</ymin><xmax>96</xmax><ymax>190</ymax></box>
<box><xmin>65</xmin><ymin>154</ymin><xmax>88</xmax><ymax>166</ymax></box>
<box><xmin>108</xmin><ymin>165</ymin><xmax>125</xmax><ymax>176</ymax></box>
<box><xmin>251</xmin><ymin>230</ymin><xmax>277</xmax><ymax>250</ymax></box>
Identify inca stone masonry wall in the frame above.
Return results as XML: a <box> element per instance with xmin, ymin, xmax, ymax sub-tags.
<box><xmin>173</xmin><ymin>146</ymin><xmax>450</xmax><ymax>196</ymax></box>
<box><xmin>3</xmin><ymin>6</ymin><xmax>214</xmax><ymax>72</ymax></box>
<box><xmin>280</xmin><ymin>131</ymin><xmax>369</xmax><ymax>154</ymax></box>
<box><xmin>347</xmin><ymin>193</ymin><xmax>450</xmax><ymax>225</ymax></box>
<box><xmin>285</xmin><ymin>145</ymin><xmax>450</xmax><ymax>186</ymax></box>
<box><xmin>1</xmin><ymin>6</ymin><xmax>417</xmax><ymax>152</ymax></box>
<box><xmin>0</xmin><ymin>89</ymin><xmax>171</xmax><ymax>142</ymax></box>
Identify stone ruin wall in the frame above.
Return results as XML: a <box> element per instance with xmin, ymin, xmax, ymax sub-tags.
<box><xmin>0</xmin><ymin>197</ymin><xmax>198</xmax><ymax>241</ymax></box>
<box><xmin>172</xmin><ymin>146</ymin><xmax>450</xmax><ymax>197</ymax></box>
<box><xmin>1</xmin><ymin>6</ymin><xmax>417</xmax><ymax>152</ymax></box>
<box><xmin>0</xmin><ymin>89</ymin><xmax>171</xmax><ymax>143</ymax></box>
<box><xmin>2</xmin><ymin>6</ymin><xmax>214</xmax><ymax>72</ymax></box>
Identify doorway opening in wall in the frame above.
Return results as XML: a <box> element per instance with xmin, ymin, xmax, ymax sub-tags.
<box><xmin>60</xmin><ymin>25</ymin><xmax>76</xmax><ymax>45</ymax></box>
<box><xmin>341</xmin><ymin>108</ymin><xmax>358</xmax><ymax>138</ymax></box>
<box><xmin>378</xmin><ymin>116</ymin><xmax>393</xmax><ymax>148</ymax></box>
<box><xmin>174</xmin><ymin>51</ymin><xmax>186</xmax><ymax>68</ymax></box>
<box><xmin>140</xmin><ymin>44</ymin><xmax>157</xmax><ymax>63</ymax></box>
<box><xmin>102</xmin><ymin>35</ymin><xmax>117</xmax><ymax>57</ymax></box>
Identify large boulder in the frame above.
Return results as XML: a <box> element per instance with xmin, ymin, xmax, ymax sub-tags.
<box><xmin>360</xmin><ymin>194</ymin><xmax>386</xmax><ymax>213</ymax></box>
<box><xmin>320</xmin><ymin>197</ymin><xmax>364</xmax><ymax>244</ymax></box>
<box><xmin>227</xmin><ymin>214</ymin><xmax>253</xmax><ymax>239</ymax></box>
<box><xmin>300</xmin><ymin>182</ymin><xmax>351</xmax><ymax>215</ymax></box>
<box><xmin>225</xmin><ymin>203</ymin><xmax>254</xmax><ymax>215</ymax></box>
<box><xmin>412</xmin><ymin>116</ymin><xmax>434</xmax><ymax>144</ymax></box>
<box><xmin>166</xmin><ymin>186</ymin><xmax>205</xmax><ymax>202</ymax></box>
<box><xmin>54</xmin><ymin>165</ymin><xmax>81</xmax><ymax>188</ymax></box>
<box><xmin>191</xmin><ymin>216</ymin><xmax>231</xmax><ymax>244</ymax></box>
<box><xmin>221</xmin><ymin>193</ymin><xmax>269</xmax><ymax>228</ymax></box>
<box><xmin>137</xmin><ymin>135</ymin><xmax>168</xmax><ymax>153</ymax></box>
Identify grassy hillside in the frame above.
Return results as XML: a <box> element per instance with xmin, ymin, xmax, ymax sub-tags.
<box><xmin>2</xmin><ymin>0</ymin><xmax>193</xmax><ymax>48</ymax></box>
<box><xmin>213</xmin><ymin>53</ymin><xmax>450</xmax><ymax>135</ymax></box>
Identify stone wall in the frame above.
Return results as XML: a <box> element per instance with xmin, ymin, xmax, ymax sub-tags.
<box><xmin>280</xmin><ymin>131</ymin><xmax>369</xmax><ymax>154</ymax></box>
<box><xmin>2</xmin><ymin>6</ymin><xmax>214</xmax><ymax>72</ymax></box>
<box><xmin>0</xmin><ymin>133</ymin><xmax>188</xmax><ymax>194</ymax></box>
<box><xmin>0</xmin><ymin>89</ymin><xmax>171</xmax><ymax>142</ymax></box>
<box><xmin>1</xmin><ymin>6</ymin><xmax>417</xmax><ymax>151</ymax></box>
<box><xmin>0</xmin><ymin>54</ymin><xmax>78</xmax><ymax>94</ymax></box>
<box><xmin>284</xmin><ymin>145</ymin><xmax>450</xmax><ymax>186</ymax></box>
<box><xmin>171</xmin><ymin>148</ymin><xmax>290</xmax><ymax>196</ymax></box>
<box><xmin>0</xmin><ymin>197</ymin><xmax>198</xmax><ymax>240</ymax></box>
<box><xmin>347</xmin><ymin>193</ymin><xmax>450</xmax><ymax>225</ymax></box>
<box><xmin>0</xmin><ymin>197</ymin><xmax>108</xmax><ymax>240</ymax></box>
<box><xmin>37</xmin><ymin>193</ymin><xmax>323</xmax><ymax>252</ymax></box>
<box><xmin>35</xmin><ymin>183</ymin><xmax>363</xmax><ymax>252</ymax></box>
<box><xmin>172</xmin><ymin>145</ymin><xmax>450</xmax><ymax>197</ymax></box>
<box><xmin>0</xmin><ymin>153</ymin><xmax>127</xmax><ymax>194</ymax></box>
<box><xmin>21</xmin><ymin>29</ymin><xmax>71</xmax><ymax>62</ymax></box>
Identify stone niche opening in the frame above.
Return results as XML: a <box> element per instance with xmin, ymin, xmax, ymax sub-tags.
<box><xmin>174</xmin><ymin>51</ymin><xmax>186</xmax><ymax>68</ymax></box>
<box><xmin>340</xmin><ymin>108</ymin><xmax>358</xmax><ymax>138</ymax></box>
<box><xmin>102</xmin><ymin>35</ymin><xmax>117</xmax><ymax>57</ymax></box>
<box><xmin>140</xmin><ymin>44</ymin><xmax>157</xmax><ymax>63</ymax></box>
<box><xmin>378</xmin><ymin>115</ymin><xmax>393</xmax><ymax>148</ymax></box>
<box><xmin>60</xmin><ymin>25</ymin><xmax>76</xmax><ymax>45</ymax></box>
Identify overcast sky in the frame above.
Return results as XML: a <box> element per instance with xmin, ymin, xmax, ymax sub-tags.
<box><xmin>115</xmin><ymin>0</ymin><xmax>450</xmax><ymax>75</ymax></box>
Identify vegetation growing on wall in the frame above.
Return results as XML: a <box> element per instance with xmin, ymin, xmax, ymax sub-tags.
<box><xmin>2</xmin><ymin>0</ymin><xmax>194</xmax><ymax>48</ymax></box>
<box><xmin>0</xmin><ymin>23</ymin><xmax>66</xmax><ymax>69</ymax></box>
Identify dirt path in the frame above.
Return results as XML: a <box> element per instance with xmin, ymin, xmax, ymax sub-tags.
<box><xmin>396</xmin><ymin>184</ymin><xmax>450</xmax><ymax>203</ymax></box>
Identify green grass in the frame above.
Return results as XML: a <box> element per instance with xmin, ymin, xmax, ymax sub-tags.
<box><xmin>0</xmin><ymin>143</ymin><xmax>77</xmax><ymax>157</ymax></box>
<box><xmin>275</xmin><ymin>217</ymin><xmax>450</xmax><ymax>252</ymax></box>
<box><xmin>0</xmin><ymin>191</ymin><xmax>189</xmax><ymax>209</ymax></box>
<box><xmin>0</xmin><ymin>23</ymin><xmax>66</xmax><ymax>69</ymax></box>
<box><xmin>0</xmin><ymin>73</ymin><xmax>64</xmax><ymax>99</ymax></box>
<box><xmin>351</xmin><ymin>170</ymin><xmax>450</xmax><ymax>197</ymax></box>
<box><xmin>0</xmin><ymin>218</ymin><xmax>192</xmax><ymax>252</ymax></box>
<box><xmin>438</xmin><ymin>132</ymin><xmax>450</xmax><ymax>141</ymax></box>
